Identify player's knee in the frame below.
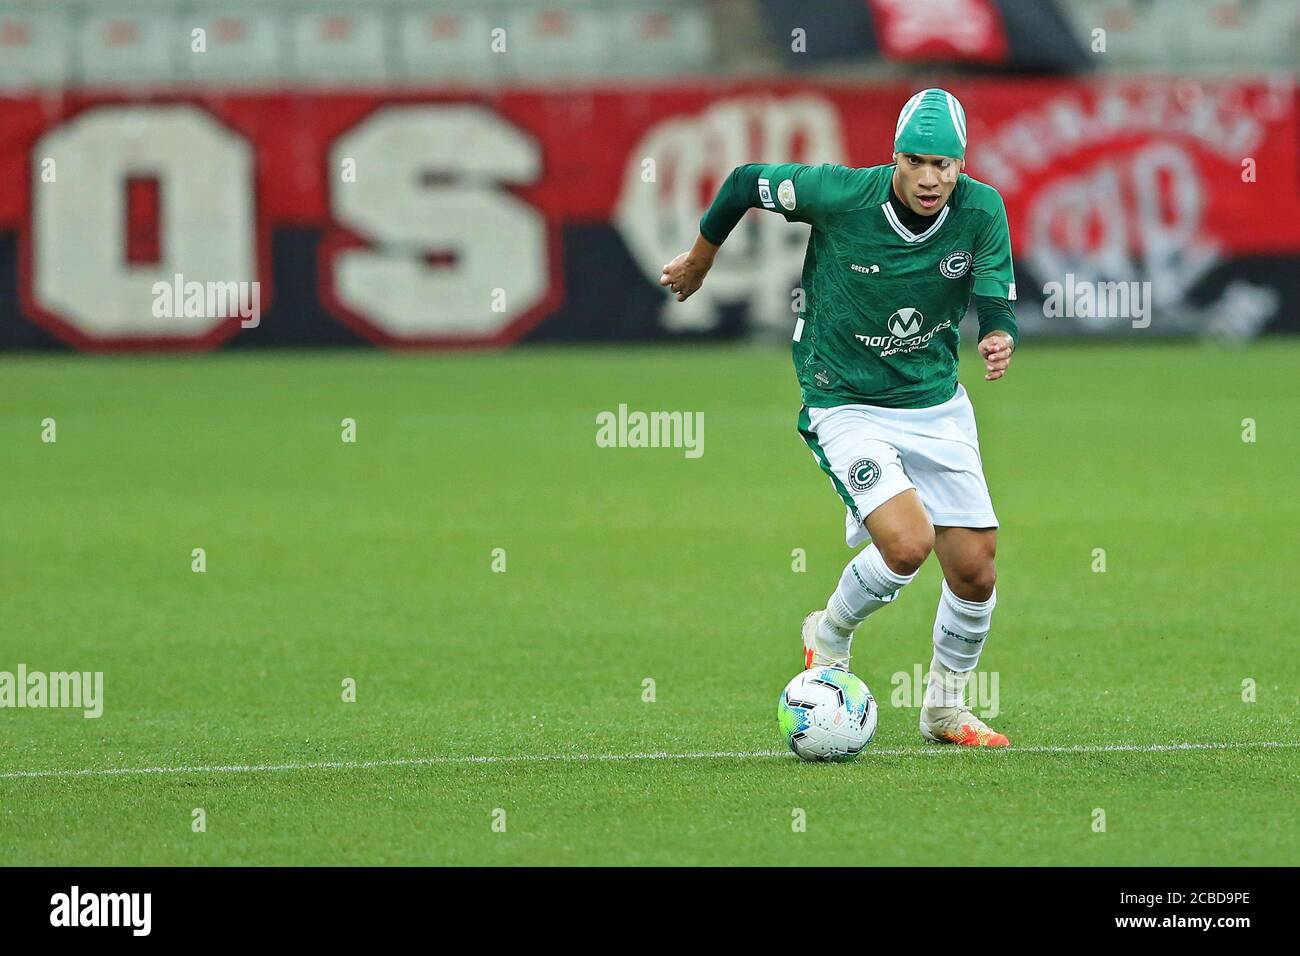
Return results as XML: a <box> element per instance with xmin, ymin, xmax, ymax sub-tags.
<box><xmin>950</xmin><ymin>562</ymin><xmax>996</xmax><ymax>602</ymax></box>
<box><xmin>879</xmin><ymin>526</ymin><xmax>934</xmax><ymax>576</ymax></box>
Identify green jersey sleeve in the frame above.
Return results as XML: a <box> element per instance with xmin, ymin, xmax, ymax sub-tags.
<box><xmin>975</xmin><ymin>294</ymin><xmax>1019</xmax><ymax>346</ymax></box>
<box><xmin>699</xmin><ymin>163</ymin><xmax>866</xmax><ymax>245</ymax></box>
<box><xmin>971</xmin><ymin>189</ymin><xmax>1016</xmax><ymax>302</ymax></box>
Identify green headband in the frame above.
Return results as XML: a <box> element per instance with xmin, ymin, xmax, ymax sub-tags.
<box><xmin>893</xmin><ymin>88</ymin><xmax>968</xmax><ymax>160</ymax></box>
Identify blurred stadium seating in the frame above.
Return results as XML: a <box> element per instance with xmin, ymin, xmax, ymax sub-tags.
<box><xmin>1059</xmin><ymin>0</ymin><xmax>1300</xmax><ymax>71</ymax></box>
<box><xmin>0</xmin><ymin>0</ymin><xmax>1295</xmax><ymax>89</ymax></box>
<box><xmin>0</xmin><ymin>1</ymin><xmax>718</xmax><ymax>87</ymax></box>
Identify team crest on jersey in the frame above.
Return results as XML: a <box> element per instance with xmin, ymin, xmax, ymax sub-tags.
<box><xmin>847</xmin><ymin>458</ymin><xmax>881</xmax><ymax>493</ymax></box>
<box><xmin>777</xmin><ymin>179</ymin><xmax>796</xmax><ymax>211</ymax></box>
<box><xmin>940</xmin><ymin>250</ymin><xmax>972</xmax><ymax>279</ymax></box>
<box><xmin>886</xmin><ymin>307</ymin><xmax>924</xmax><ymax>339</ymax></box>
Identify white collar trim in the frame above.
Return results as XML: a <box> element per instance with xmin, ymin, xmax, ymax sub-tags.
<box><xmin>880</xmin><ymin>201</ymin><xmax>949</xmax><ymax>243</ymax></box>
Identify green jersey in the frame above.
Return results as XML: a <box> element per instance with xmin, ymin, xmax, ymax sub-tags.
<box><xmin>700</xmin><ymin>163</ymin><xmax>1017</xmax><ymax>409</ymax></box>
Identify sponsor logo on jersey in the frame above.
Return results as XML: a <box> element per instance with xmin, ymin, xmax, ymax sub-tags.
<box><xmin>887</xmin><ymin>307</ymin><xmax>924</xmax><ymax>338</ymax></box>
<box><xmin>854</xmin><ymin>312</ymin><xmax>954</xmax><ymax>358</ymax></box>
<box><xmin>757</xmin><ymin>177</ymin><xmax>774</xmax><ymax>209</ymax></box>
<box><xmin>940</xmin><ymin>250</ymin><xmax>972</xmax><ymax>279</ymax></box>
<box><xmin>851</xmin><ymin>263</ymin><xmax>881</xmax><ymax>274</ymax></box>
<box><xmin>847</xmin><ymin>458</ymin><xmax>881</xmax><ymax>493</ymax></box>
<box><xmin>777</xmin><ymin>179</ymin><xmax>796</xmax><ymax>211</ymax></box>
<box><xmin>811</xmin><ymin>366</ymin><xmax>833</xmax><ymax>388</ymax></box>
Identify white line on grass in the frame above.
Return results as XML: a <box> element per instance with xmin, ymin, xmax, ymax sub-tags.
<box><xmin>1</xmin><ymin>740</ymin><xmax>1297</xmax><ymax>781</ymax></box>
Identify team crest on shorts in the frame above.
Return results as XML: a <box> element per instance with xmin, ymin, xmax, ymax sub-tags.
<box><xmin>940</xmin><ymin>250</ymin><xmax>972</xmax><ymax>279</ymax></box>
<box><xmin>847</xmin><ymin>458</ymin><xmax>881</xmax><ymax>493</ymax></box>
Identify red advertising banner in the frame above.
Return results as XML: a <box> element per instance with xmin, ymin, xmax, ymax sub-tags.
<box><xmin>867</xmin><ymin>0</ymin><xmax>1010</xmax><ymax>64</ymax></box>
<box><xmin>0</xmin><ymin>77</ymin><xmax>1295</xmax><ymax>350</ymax></box>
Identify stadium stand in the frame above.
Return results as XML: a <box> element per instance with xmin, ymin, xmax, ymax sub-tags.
<box><xmin>0</xmin><ymin>0</ymin><xmax>720</xmax><ymax>87</ymax></box>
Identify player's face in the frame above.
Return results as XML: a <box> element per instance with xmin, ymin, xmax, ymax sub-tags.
<box><xmin>892</xmin><ymin>152</ymin><xmax>963</xmax><ymax>216</ymax></box>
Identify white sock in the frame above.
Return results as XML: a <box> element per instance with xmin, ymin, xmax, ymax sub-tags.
<box><xmin>816</xmin><ymin>544</ymin><xmax>917</xmax><ymax>657</ymax></box>
<box><xmin>923</xmin><ymin>654</ymin><xmax>970</xmax><ymax>709</ymax></box>
<box><xmin>929</xmin><ymin>581</ymin><xmax>996</xmax><ymax>697</ymax></box>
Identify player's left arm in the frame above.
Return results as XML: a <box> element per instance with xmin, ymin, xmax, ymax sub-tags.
<box><xmin>971</xmin><ymin>190</ymin><xmax>1019</xmax><ymax>382</ymax></box>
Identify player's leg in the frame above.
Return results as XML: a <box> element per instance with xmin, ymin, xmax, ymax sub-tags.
<box><xmin>890</xmin><ymin>386</ymin><xmax>1008</xmax><ymax>745</ymax></box>
<box><xmin>797</xmin><ymin>405</ymin><xmax>933</xmax><ymax>670</ymax></box>
<box><xmin>919</xmin><ymin>525</ymin><xmax>1008</xmax><ymax>746</ymax></box>
<box><xmin>934</xmin><ymin>526</ymin><xmax>996</xmax><ymax>602</ymax></box>
<box><xmin>863</xmin><ymin>489</ymin><xmax>937</xmax><ymax>576</ymax></box>
<box><xmin>804</xmin><ymin>489</ymin><xmax>934</xmax><ymax>669</ymax></box>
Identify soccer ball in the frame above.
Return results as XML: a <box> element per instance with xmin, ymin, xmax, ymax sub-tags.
<box><xmin>777</xmin><ymin>667</ymin><xmax>877</xmax><ymax>762</ymax></box>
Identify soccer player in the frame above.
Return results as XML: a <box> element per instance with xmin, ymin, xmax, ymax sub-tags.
<box><xmin>660</xmin><ymin>89</ymin><xmax>1016</xmax><ymax>747</ymax></box>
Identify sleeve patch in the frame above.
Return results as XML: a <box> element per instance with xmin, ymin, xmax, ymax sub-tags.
<box><xmin>757</xmin><ymin>177</ymin><xmax>775</xmax><ymax>209</ymax></box>
<box><xmin>777</xmin><ymin>179</ymin><xmax>796</xmax><ymax>211</ymax></box>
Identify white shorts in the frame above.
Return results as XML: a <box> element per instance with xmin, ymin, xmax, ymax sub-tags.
<box><xmin>797</xmin><ymin>384</ymin><xmax>998</xmax><ymax>547</ymax></box>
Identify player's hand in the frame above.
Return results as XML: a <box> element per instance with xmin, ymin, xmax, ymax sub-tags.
<box><xmin>659</xmin><ymin>237</ymin><xmax>718</xmax><ymax>301</ymax></box>
<box><xmin>978</xmin><ymin>332</ymin><xmax>1014</xmax><ymax>381</ymax></box>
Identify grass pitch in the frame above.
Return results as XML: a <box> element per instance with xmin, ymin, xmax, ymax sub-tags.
<box><xmin>1</xmin><ymin>340</ymin><xmax>1297</xmax><ymax>865</ymax></box>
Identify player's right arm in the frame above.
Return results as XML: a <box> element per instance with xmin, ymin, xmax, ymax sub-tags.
<box><xmin>660</xmin><ymin>163</ymin><xmax>852</xmax><ymax>301</ymax></box>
